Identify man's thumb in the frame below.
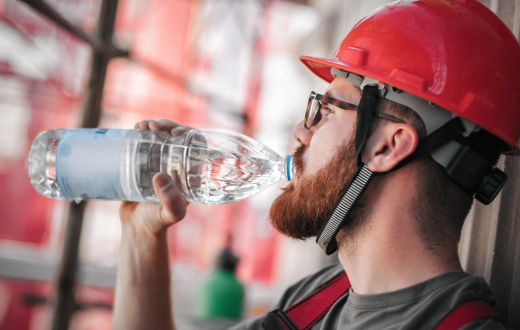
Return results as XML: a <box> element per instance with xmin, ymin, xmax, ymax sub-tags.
<box><xmin>153</xmin><ymin>173</ymin><xmax>187</xmax><ymax>225</ymax></box>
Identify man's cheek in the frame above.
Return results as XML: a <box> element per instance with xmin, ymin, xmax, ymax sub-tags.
<box><xmin>303</xmin><ymin>153</ymin><xmax>324</xmax><ymax>178</ymax></box>
<box><xmin>308</xmin><ymin>141</ymin><xmax>341</xmax><ymax>173</ymax></box>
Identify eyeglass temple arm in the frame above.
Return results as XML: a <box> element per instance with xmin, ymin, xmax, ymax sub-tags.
<box><xmin>373</xmin><ymin>112</ymin><xmax>406</xmax><ymax>124</ymax></box>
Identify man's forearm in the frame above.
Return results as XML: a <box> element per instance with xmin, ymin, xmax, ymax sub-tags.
<box><xmin>113</xmin><ymin>225</ymin><xmax>175</xmax><ymax>330</ymax></box>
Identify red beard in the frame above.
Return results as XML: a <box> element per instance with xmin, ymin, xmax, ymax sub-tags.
<box><xmin>269</xmin><ymin>132</ymin><xmax>365</xmax><ymax>240</ymax></box>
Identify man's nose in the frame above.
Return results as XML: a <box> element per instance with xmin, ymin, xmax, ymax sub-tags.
<box><xmin>293</xmin><ymin>120</ymin><xmax>313</xmax><ymax>146</ymax></box>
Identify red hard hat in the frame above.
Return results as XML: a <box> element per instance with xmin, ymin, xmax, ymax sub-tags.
<box><xmin>300</xmin><ymin>0</ymin><xmax>520</xmax><ymax>155</ymax></box>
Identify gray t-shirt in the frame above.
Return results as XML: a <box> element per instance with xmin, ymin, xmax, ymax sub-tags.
<box><xmin>230</xmin><ymin>263</ymin><xmax>508</xmax><ymax>330</ymax></box>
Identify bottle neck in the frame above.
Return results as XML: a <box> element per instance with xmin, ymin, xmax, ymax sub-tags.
<box><xmin>284</xmin><ymin>154</ymin><xmax>295</xmax><ymax>182</ymax></box>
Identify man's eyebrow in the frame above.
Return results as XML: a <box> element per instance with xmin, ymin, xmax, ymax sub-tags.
<box><xmin>323</xmin><ymin>91</ymin><xmax>343</xmax><ymax>102</ymax></box>
<box><xmin>323</xmin><ymin>91</ymin><xmax>355</xmax><ymax>105</ymax></box>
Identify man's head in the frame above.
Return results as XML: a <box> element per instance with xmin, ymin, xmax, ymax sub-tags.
<box><xmin>268</xmin><ymin>77</ymin><xmax>422</xmax><ymax>244</ymax></box>
<box><xmin>269</xmin><ymin>75</ymin><xmax>502</xmax><ymax>262</ymax></box>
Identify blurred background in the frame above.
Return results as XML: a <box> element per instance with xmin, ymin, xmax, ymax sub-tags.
<box><xmin>0</xmin><ymin>0</ymin><xmax>517</xmax><ymax>329</ymax></box>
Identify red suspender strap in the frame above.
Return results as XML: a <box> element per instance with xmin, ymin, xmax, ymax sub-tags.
<box><xmin>432</xmin><ymin>299</ymin><xmax>504</xmax><ymax>330</ymax></box>
<box><xmin>262</xmin><ymin>272</ymin><xmax>350</xmax><ymax>330</ymax></box>
<box><xmin>285</xmin><ymin>272</ymin><xmax>351</xmax><ymax>329</ymax></box>
<box><xmin>262</xmin><ymin>273</ymin><xmax>504</xmax><ymax>330</ymax></box>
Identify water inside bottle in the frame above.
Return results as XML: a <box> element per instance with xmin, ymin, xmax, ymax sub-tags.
<box><xmin>181</xmin><ymin>146</ymin><xmax>286</xmax><ymax>204</ymax></box>
<box><xmin>125</xmin><ymin>129</ymin><xmax>289</xmax><ymax>205</ymax></box>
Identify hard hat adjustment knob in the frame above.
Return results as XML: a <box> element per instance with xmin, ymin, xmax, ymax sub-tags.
<box><xmin>475</xmin><ymin>168</ymin><xmax>508</xmax><ymax>205</ymax></box>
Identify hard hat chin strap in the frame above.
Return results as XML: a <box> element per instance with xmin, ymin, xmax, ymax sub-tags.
<box><xmin>316</xmin><ymin>85</ymin><xmax>380</xmax><ymax>254</ymax></box>
<box><xmin>315</xmin><ymin>163</ymin><xmax>375</xmax><ymax>254</ymax></box>
<box><xmin>355</xmin><ymin>85</ymin><xmax>380</xmax><ymax>167</ymax></box>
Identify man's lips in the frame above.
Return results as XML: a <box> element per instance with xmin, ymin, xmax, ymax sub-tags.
<box><xmin>291</xmin><ymin>174</ymin><xmax>298</xmax><ymax>186</ymax></box>
<box><xmin>290</xmin><ymin>144</ymin><xmax>306</xmax><ymax>186</ymax></box>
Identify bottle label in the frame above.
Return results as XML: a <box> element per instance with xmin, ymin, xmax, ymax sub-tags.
<box><xmin>56</xmin><ymin>129</ymin><xmax>129</xmax><ymax>200</ymax></box>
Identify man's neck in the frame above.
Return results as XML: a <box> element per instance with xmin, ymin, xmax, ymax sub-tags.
<box><xmin>335</xmin><ymin>173</ymin><xmax>462</xmax><ymax>295</ymax></box>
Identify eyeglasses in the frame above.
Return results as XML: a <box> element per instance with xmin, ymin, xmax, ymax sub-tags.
<box><xmin>304</xmin><ymin>91</ymin><xmax>406</xmax><ymax>129</ymax></box>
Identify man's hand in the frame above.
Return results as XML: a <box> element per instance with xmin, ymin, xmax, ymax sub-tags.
<box><xmin>119</xmin><ymin>119</ymin><xmax>190</xmax><ymax>236</ymax></box>
<box><xmin>114</xmin><ymin>119</ymin><xmax>191</xmax><ymax>330</ymax></box>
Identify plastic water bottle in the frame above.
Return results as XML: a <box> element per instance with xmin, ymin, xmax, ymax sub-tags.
<box><xmin>27</xmin><ymin>128</ymin><xmax>294</xmax><ymax>205</ymax></box>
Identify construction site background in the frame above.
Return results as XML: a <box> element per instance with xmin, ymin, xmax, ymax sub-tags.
<box><xmin>0</xmin><ymin>0</ymin><xmax>519</xmax><ymax>329</ymax></box>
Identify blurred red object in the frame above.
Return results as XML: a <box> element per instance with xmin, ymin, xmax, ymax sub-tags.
<box><xmin>0</xmin><ymin>0</ymin><xmax>280</xmax><ymax>329</ymax></box>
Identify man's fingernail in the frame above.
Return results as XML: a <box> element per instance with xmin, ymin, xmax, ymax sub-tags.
<box><xmin>156</xmin><ymin>174</ymin><xmax>171</xmax><ymax>189</ymax></box>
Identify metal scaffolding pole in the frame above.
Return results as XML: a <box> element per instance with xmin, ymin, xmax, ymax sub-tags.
<box><xmin>20</xmin><ymin>0</ymin><xmax>100</xmax><ymax>48</ymax></box>
<box><xmin>23</xmin><ymin>0</ymin><xmax>121</xmax><ymax>328</ymax></box>
<box><xmin>16</xmin><ymin>0</ymin><xmax>245</xmax><ymax>328</ymax></box>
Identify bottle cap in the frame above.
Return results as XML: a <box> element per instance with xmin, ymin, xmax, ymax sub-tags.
<box><xmin>285</xmin><ymin>154</ymin><xmax>295</xmax><ymax>181</ymax></box>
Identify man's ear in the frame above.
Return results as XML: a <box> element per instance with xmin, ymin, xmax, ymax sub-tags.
<box><xmin>362</xmin><ymin>124</ymin><xmax>419</xmax><ymax>173</ymax></box>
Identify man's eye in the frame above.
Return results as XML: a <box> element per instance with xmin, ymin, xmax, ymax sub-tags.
<box><xmin>322</xmin><ymin>107</ymin><xmax>334</xmax><ymax>115</ymax></box>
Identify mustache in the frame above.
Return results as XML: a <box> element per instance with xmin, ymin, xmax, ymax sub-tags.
<box><xmin>292</xmin><ymin>144</ymin><xmax>306</xmax><ymax>176</ymax></box>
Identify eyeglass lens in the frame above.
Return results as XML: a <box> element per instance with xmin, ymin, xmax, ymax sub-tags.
<box><xmin>305</xmin><ymin>98</ymin><xmax>321</xmax><ymax>128</ymax></box>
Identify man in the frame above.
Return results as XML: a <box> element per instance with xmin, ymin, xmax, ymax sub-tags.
<box><xmin>113</xmin><ymin>0</ymin><xmax>520</xmax><ymax>329</ymax></box>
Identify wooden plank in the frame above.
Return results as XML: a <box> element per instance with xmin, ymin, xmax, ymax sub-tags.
<box><xmin>515</xmin><ymin>0</ymin><xmax>520</xmax><ymax>40</ymax></box>
<box><xmin>459</xmin><ymin>154</ymin><xmax>504</xmax><ymax>280</ymax></box>
<box><xmin>460</xmin><ymin>187</ymin><xmax>502</xmax><ymax>280</ymax></box>
<box><xmin>490</xmin><ymin>156</ymin><xmax>520</xmax><ymax>327</ymax></box>
<box><xmin>460</xmin><ymin>1</ymin><xmax>520</xmax><ymax>327</ymax></box>
<box><xmin>19</xmin><ymin>0</ymin><xmax>99</xmax><ymax>48</ymax></box>
<box><xmin>488</xmin><ymin>1</ymin><xmax>520</xmax><ymax>328</ymax></box>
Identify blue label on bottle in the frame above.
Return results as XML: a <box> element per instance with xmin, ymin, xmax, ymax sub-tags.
<box><xmin>56</xmin><ymin>129</ymin><xmax>129</xmax><ymax>200</ymax></box>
